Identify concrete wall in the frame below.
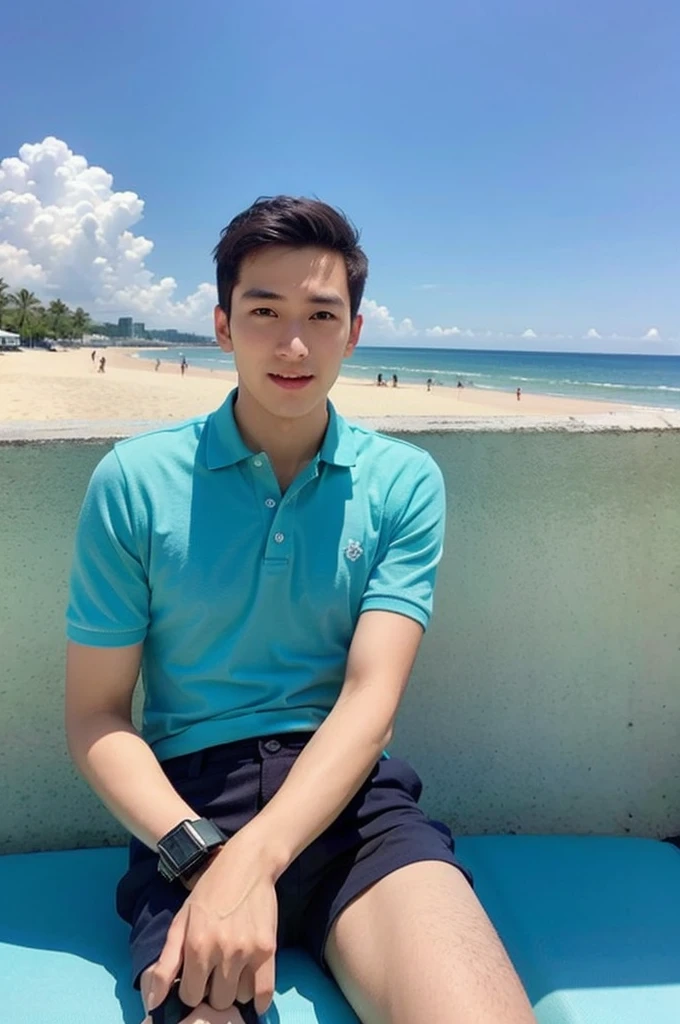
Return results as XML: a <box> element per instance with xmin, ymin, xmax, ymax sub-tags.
<box><xmin>1</xmin><ymin>416</ymin><xmax>679</xmax><ymax>854</ymax></box>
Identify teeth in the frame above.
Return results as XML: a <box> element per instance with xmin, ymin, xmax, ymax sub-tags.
<box><xmin>275</xmin><ymin>374</ymin><xmax>308</xmax><ymax>379</ymax></box>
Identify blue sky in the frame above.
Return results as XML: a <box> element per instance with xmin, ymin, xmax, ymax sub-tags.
<box><xmin>1</xmin><ymin>0</ymin><xmax>679</xmax><ymax>353</ymax></box>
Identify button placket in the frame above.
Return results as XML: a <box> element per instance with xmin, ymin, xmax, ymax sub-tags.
<box><xmin>261</xmin><ymin>457</ymin><xmax>318</xmax><ymax>563</ymax></box>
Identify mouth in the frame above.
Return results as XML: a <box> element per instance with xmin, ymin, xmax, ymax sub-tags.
<box><xmin>268</xmin><ymin>372</ymin><xmax>315</xmax><ymax>390</ymax></box>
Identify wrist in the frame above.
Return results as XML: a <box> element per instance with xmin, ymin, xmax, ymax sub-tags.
<box><xmin>182</xmin><ymin>848</ymin><xmax>222</xmax><ymax>890</ymax></box>
<box><xmin>227</xmin><ymin>816</ymin><xmax>293</xmax><ymax>881</ymax></box>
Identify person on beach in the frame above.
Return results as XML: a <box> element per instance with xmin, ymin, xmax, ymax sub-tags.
<box><xmin>516</xmin><ymin>387</ymin><xmax>521</xmax><ymax>401</ymax></box>
<box><xmin>98</xmin><ymin>355</ymin><xmax>106</xmax><ymax>373</ymax></box>
<box><xmin>426</xmin><ymin>378</ymin><xmax>433</xmax><ymax>392</ymax></box>
<box><xmin>391</xmin><ymin>373</ymin><xmax>398</xmax><ymax>387</ymax></box>
<box><xmin>155</xmin><ymin>359</ymin><xmax>161</xmax><ymax>372</ymax></box>
<box><xmin>180</xmin><ymin>357</ymin><xmax>188</xmax><ymax>377</ymax></box>
<box><xmin>91</xmin><ymin>350</ymin><xmax>97</xmax><ymax>364</ymax></box>
<box><xmin>64</xmin><ymin>196</ymin><xmax>534</xmax><ymax>1024</ymax></box>
<box><xmin>376</xmin><ymin>372</ymin><xmax>383</xmax><ymax>386</ymax></box>
<box><xmin>457</xmin><ymin>380</ymin><xmax>463</xmax><ymax>389</ymax></box>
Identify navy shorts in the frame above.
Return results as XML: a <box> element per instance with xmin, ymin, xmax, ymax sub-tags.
<box><xmin>116</xmin><ymin>731</ymin><xmax>471</xmax><ymax>989</ymax></box>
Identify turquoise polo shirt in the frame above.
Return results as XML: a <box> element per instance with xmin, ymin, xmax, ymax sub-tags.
<box><xmin>66</xmin><ymin>390</ymin><xmax>445</xmax><ymax>761</ymax></box>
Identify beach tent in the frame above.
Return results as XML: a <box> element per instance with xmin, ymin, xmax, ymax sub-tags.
<box><xmin>0</xmin><ymin>329</ymin><xmax>21</xmax><ymax>349</ymax></box>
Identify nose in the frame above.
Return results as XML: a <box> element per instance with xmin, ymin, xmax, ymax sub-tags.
<box><xmin>276</xmin><ymin>332</ymin><xmax>309</xmax><ymax>359</ymax></box>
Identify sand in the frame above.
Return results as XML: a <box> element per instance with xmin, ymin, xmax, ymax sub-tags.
<box><xmin>0</xmin><ymin>346</ymin><xmax>647</xmax><ymax>423</ymax></box>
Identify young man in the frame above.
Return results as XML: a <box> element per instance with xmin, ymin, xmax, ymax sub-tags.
<box><xmin>65</xmin><ymin>197</ymin><xmax>534</xmax><ymax>1024</ymax></box>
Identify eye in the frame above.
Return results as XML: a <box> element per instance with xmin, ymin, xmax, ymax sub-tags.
<box><xmin>311</xmin><ymin>311</ymin><xmax>336</xmax><ymax>321</ymax></box>
<box><xmin>251</xmin><ymin>307</ymin><xmax>277</xmax><ymax>317</ymax></box>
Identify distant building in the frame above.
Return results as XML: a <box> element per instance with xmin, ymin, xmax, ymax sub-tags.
<box><xmin>118</xmin><ymin>317</ymin><xmax>133</xmax><ymax>338</ymax></box>
<box><xmin>132</xmin><ymin>322</ymin><xmax>145</xmax><ymax>338</ymax></box>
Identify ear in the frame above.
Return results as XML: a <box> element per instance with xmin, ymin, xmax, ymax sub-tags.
<box><xmin>344</xmin><ymin>313</ymin><xmax>363</xmax><ymax>357</ymax></box>
<box><xmin>214</xmin><ymin>305</ymin><xmax>233</xmax><ymax>354</ymax></box>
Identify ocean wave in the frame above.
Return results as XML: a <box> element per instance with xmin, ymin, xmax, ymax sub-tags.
<box><xmin>348</xmin><ymin>363</ymin><xmax>486</xmax><ymax>377</ymax></box>
<box><xmin>562</xmin><ymin>379</ymin><xmax>680</xmax><ymax>392</ymax></box>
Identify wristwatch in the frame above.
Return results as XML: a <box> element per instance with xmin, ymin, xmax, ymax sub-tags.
<box><xmin>157</xmin><ymin>818</ymin><xmax>227</xmax><ymax>884</ymax></box>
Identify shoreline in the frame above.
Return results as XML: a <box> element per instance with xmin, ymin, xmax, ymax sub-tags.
<box><xmin>0</xmin><ymin>346</ymin><xmax>664</xmax><ymax>422</ymax></box>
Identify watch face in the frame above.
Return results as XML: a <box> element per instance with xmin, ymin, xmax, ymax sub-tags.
<box><xmin>162</xmin><ymin>827</ymin><xmax>200</xmax><ymax>870</ymax></box>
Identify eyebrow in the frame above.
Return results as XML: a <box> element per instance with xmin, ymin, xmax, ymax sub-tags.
<box><xmin>241</xmin><ymin>287</ymin><xmax>345</xmax><ymax>307</ymax></box>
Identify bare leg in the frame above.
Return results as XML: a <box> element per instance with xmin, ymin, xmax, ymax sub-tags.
<box><xmin>325</xmin><ymin>860</ymin><xmax>536</xmax><ymax>1024</ymax></box>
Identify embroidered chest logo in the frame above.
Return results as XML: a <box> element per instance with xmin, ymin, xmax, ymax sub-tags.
<box><xmin>344</xmin><ymin>539</ymin><xmax>364</xmax><ymax>562</ymax></box>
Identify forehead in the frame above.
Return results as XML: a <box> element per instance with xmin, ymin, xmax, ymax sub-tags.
<box><xmin>236</xmin><ymin>245</ymin><xmax>349</xmax><ymax>301</ymax></box>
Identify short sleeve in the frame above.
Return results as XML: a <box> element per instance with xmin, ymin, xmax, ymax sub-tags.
<box><xmin>359</xmin><ymin>452</ymin><xmax>446</xmax><ymax>629</ymax></box>
<box><xmin>66</xmin><ymin>448</ymin><xmax>150</xmax><ymax>647</ymax></box>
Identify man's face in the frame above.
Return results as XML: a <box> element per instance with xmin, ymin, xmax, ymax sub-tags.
<box><xmin>214</xmin><ymin>245</ymin><xmax>362</xmax><ymax>421</ymax></box>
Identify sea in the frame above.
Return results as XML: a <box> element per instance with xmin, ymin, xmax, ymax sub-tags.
<box><xmin>136</xmin><ymin>346</ymin><xmax>680</xmax><ymax>412</ymax></box>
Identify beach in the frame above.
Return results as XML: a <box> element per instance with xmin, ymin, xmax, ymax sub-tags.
<box><xmin>0</xmin><ymin>346</ymin><xmax>648</xmax><ymax>423</ymax></box>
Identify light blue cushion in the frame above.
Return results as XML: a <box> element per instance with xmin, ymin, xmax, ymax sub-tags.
<box><xmin>3</xmin><ymin>838</ymin><xmax>680</xmax><ymax>1023</ymax></box>
<box><xmin>0</xmin><ymin>847</ymin><xmax>358</xmax><ymax>1023</ymax></box>
<box><xmin>457</xmin><ymin>835</ymin><xmax>680</xmax><ymax>1024</ymax></box>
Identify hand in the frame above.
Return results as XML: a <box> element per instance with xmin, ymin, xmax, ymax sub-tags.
<box><xmin>146</xmin><ymin>829</ymin><xmax>279</xmax><ymax>1016</ymax></box>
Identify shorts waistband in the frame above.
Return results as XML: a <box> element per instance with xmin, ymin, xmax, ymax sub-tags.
<box><xmin>160</xmin><ymin>731</ymin><xmax>315</xmax><ymax>782</ymax></box>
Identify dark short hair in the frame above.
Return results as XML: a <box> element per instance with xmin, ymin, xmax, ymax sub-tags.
<box><xmin>213</xmin><ymin>196</ymin><xmax>368</xmax><ymax>319</ymax></box>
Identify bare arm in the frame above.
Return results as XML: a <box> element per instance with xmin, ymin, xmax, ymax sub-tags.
<box><xmin>148</xmin><ymin>608</ymin><xmax>426</xmax><ymax>1014</ymax></box>
<box><xmin>65</xmin><ymin>640</ymin><xmax>198</xmax><ymax>851</ymax></box>
<box><xmin>240</xmin><ymin>609</ymin><xmax>425</xmax><ymax>874</ymax></box>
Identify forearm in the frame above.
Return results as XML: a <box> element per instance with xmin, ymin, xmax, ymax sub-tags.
<box><xmin>243</xmin><ymin>685</ymin><xmax>394</xmax><ymax>879</ymax></box>
<box><xmin>67</xmin><ymin>711</ymin><xmax>197</xmax><ymax>851</ymax></box>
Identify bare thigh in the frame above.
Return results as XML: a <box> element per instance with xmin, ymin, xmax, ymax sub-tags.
<box><xmin>325</xmin><ymin>860</ymin><xmax>536</xmax><ymax>1024</ymax></box>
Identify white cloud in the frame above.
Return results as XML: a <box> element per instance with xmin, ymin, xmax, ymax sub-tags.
<box><xmin>425</xmin><ymin>325</ymin><xmax>461</xmax><ymax>337</ymax></box>
<box><xmin>584</xmin><ymin>328</ymin><xmax>601</xmax><ymax>339</ymax></box>
<box><xmin>416</xmin><ymin>283</ymin><xmax>438</xmax><ymax>290</ymax></box>
<box><xmin>521</xmin><ymin>328</ymin><xmax>537</xmax><ymax>339</ymax></box>
<box><xmin>643</xmin><ymin>327</ymin><xmax>660</xmax><ymax>340</ymax></box>
<box><xmin>0</xmin><ymin>136</ymin><xmax>215</xmax><ymax>329</ymax></box>
<box><xmin>360</xmin><ymin>298</ymin><xmax>416</xmax><ymax>337</ymax></box>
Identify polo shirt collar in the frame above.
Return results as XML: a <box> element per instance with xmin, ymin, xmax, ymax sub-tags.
<box><xmin>206</xmin><ymin>390</ymin><xmax>253</xmax><ymax>469</ymax></box>
<box><xmin>205</xmin><ymin>389</ymin><xmax>357</xmax><ymax>470</ymax></box>
<box><xmin>319</xmin><ymin>401</ymin><xmax>357</xmax><ymax>467</ymax></box>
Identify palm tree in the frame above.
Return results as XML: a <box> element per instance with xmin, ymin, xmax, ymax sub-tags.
<box><xmin>48</xmin><ymin>298</ymin><xmax>70</xmax><ymax>340</ymax></box>
<box><xmin>70</xmin><ymin>307</ymin><xmax>93</xmax><ymax>342</ymax></box>
<box><xmin>0</xmin><ymin>278</ymin><xmax>9</xmax><ymax>329</ymax></box>
<box><xmin>9</xmin><ymin>289</ymin><xmax>43</xmax><ymax>345</ymax></box>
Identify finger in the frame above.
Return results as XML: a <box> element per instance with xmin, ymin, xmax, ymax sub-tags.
<box><xmin>252</xmin><ymin>953</ymin><xmax>276</xmax><ymax>1015</ymax></box>
<box><xmin>149</xmin><ymin>916</ymin><xmax>187</xmax><ymax>1011</ymax></box>
<box><xmin>179</xmin><ymin>947</ymin><xmax>214</xmax><ymax>1010</ymax></box>
<box><xmin>140</xmin><ymin>964</ymin><xmax>156</xmax><ymax>1014</ymax></box>
<box><xmin>206</xmin><ymin>952</ymin><xmax>247</xmax><ymax>1012</ymax></box>
<box><xmin>235</xmin><ymin>965</ymin><xmax>254</xmax><ymax>1005</ymax></box>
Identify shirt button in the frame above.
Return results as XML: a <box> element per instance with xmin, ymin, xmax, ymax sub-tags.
<box><xmin>274</xmin><ymin>532</ymin><xmax>285</xmax><ymax>544</ymax></box>
<box><xmin>253</xmin><ymin>458</ymin><xmax>263</xmax><ymax>468</ymax></box>
<box><xmin>265</xmin><ymin>498</ymin><xmax>276</xmax><ymax>508</ymax></box>
<box><xmin>264</xmin><ymin>739</ymin><xmax>281</xmax><ymax>753</ymax></box>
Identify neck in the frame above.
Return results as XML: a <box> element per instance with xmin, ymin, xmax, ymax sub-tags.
<box><xmin>233</xmin><ymin>386</ymin><xmax>329</xmax><ymax>487</ymax></box>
